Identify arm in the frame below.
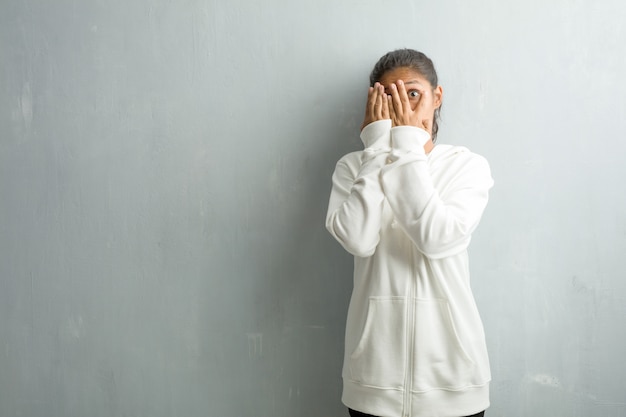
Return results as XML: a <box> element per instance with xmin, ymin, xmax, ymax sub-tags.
<box><xmin>380</xmin><ymin>126</ymin><xmax>493</xmax><ymax>259</ymax></box>
<box><xmin>325</xmin><ymin>120</ymin><xmax>391</xmax><ymax>257</ymax></box>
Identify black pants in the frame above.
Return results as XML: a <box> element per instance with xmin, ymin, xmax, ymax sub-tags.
<box><xmin>349</xmin><ymin>409</ymin><xmax>485</xmax><ymax>417</ymax></box>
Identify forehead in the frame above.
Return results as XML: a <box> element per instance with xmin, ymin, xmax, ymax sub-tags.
<box><xmin>378</xmin><ymin>67</ymin><xmax>429</xmax><ymax>86</ymax></box>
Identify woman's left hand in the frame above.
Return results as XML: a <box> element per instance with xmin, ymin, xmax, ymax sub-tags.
<box><xmin>387</xmin><ymin>80</ymin><xmax>432</xmax><ymax>133</ymax></box>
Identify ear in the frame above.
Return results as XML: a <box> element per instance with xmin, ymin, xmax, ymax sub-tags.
<box><xmin>433</xmin><ymin>85</ymin><xmax>443</xmax><ymax>109</ymax></box>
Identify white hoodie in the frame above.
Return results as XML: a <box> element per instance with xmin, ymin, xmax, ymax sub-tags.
<box><xmin>326</xmin><ymin>120</ymin><xmax>494</xmax><ymax>417</ymax></box>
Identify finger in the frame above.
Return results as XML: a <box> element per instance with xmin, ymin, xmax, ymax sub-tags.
<box><xmin>413</xmin><ymin>90</ymin><xmax>431</xmax><ymax>125</ymax></box>
<box><xmin>389</xmin><ymin>83</ymin><xmax>403</xmax><ymax>115</ymax></box>
<box><xmin>361</xmin><ymin>87</ymin><xmax>373</xmax><ymax>127</ymax></box>
<box><xmin>381</xmin><ymin>93</ymin><xmax>390</xmax><ymax>119</ymax></box>
<box><xmin>367</xmin><ymin>85</ymin><xmax>377</xmax><ymax>115</ymax></box>
<box><xmin>387</xmin><ymin>95</ymin><xmax>396</xmax><ymax>126</ymax></box>
<box><xmin>379</xmin><ymin>84</ymin><xmax>388</xmax><ymax>117</ymax></box>
<box><xmin>374</xmin><ymin>87</ymin><xmax>383</xmax><ymax>119</ymax></box>
<box><xmin>416</xmin><ymin>88</ymin><xmax>428</xmax><ymax>108</ymax></box>
<box><xmin>396</xmin><ymin>80</ymin><xmax>411</xmax><ymax>110</ymax></box>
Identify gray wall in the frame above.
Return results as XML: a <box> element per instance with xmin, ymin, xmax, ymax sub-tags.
<box><xmin>1</xmin><ymin>1</ymin><xmax>625</xmax><ymax>416</ymax></box>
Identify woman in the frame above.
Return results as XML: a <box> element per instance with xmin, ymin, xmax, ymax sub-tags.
<box><xmin>325</xmin><ymin>49</ymin><xmax>493</xmax><ymax>417</ymax></box>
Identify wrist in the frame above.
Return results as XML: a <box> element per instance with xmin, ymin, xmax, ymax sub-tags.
<box><xmin>391</xmin><ymin>126</ymin><xmax>430</xmax><ymax>152</ymax></box>
<box><xmin>361</xmin><ymin>119</ymin><xmax>392</xmax><ymax>149</ymax></box>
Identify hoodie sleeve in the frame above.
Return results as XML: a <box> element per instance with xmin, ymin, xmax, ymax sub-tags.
<box><xmin>325</xmin><ymin>120</ymin><xmax>392</xmax><ymax>257</ymax></box>
<box><xmin>380</xmin><ymin>126</ymin><xmax>494</xmax><ymax>259</ymax></box>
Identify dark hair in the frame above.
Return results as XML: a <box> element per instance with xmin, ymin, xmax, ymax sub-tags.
<box><xmin>369</xmin><ymin>49</ymin><xmax>442</xmax><ymax>142</ymax></box>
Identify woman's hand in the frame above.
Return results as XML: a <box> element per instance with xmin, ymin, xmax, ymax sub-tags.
<box><xmin>387</xmin><ymin>80</ymin><xmax>432</xmax><ymax>134</ymax></box>
<box><xmin>361</xmin><ymin>82</ymin><xmax>390</xmax><ymax>131</ymax></box>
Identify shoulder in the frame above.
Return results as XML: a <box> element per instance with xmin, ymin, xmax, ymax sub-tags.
<box><xmin>430</xmin><ymin>144</ymin><xmax>493</xmax><ymax>188</ymax></box>
<box><xmin>430</xmin><ymin>144</ymin><xmax>490</xmax><ymax>169</ymax></box>
<box><xmin>334</xmin><ymin>150</ymin><xmax>363</xmax><ymax>171</ymax></box>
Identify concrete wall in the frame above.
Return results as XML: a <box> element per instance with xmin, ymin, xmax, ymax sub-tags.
<box><xmin>1</xmin><ymin>1</ymin><xmax>625</xmax><ymax>416</ymax></box>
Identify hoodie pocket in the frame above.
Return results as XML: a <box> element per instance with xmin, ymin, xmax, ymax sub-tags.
<box><xmin>412</xmin><ymin>298</ymin><xmax>476</xmax><ymax>392</ymax></box>
<box><xmin>348</xmin><ymin>297</ymin><xmax>407</xmax><ymax>388</ymax></box>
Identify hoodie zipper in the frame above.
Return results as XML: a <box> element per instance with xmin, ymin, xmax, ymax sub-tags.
<box><xmin>403</xmin><ymin>246</ymin><xmax>417</xmax><ymax>417</ymax></box>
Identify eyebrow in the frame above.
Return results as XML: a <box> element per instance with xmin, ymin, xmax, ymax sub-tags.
<box><xmin>383</xmin><ymin>80</ymin><xmax>423</xmax><ymax>94</ymax></box>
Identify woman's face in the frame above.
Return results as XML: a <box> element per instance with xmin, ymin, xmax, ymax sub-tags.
<box><xmin>378</xmin><ymin>67</ymin><xmax>443</xmax><ymax>114</ymax></box>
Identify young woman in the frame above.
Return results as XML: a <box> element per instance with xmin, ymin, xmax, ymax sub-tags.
<box><xmin>325</xmin><ymin>49</ymin><xmax>493</xmax><ymax>417</ymax></box>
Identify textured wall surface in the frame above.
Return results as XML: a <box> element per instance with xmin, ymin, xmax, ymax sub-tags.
<box><xmin>1</xmin><ymin>1</ymin><xmax>625</xmax><ymax>416</ymax></box>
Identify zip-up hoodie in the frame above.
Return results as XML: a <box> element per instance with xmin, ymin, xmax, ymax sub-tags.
<box><xmin>326</xmin><ymin>120</ymin><xmax>494</xmax><ymax>417</ymax></box>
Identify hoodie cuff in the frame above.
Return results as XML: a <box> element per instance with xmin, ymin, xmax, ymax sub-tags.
<box><xmin>391</xmin><ymin>126</ymin><xmax>430</xmax><ymax>153</ymax></box>
<box><xmin>360</xmin><ymin>119</ymin><xmax>392</xmax><ymax>149</ymax></box>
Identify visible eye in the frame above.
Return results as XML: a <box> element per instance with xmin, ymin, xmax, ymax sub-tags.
<box><xmin>408</xmin><ymin>90</ymin><xmax>420</xmax><ymax>98</ymax></box>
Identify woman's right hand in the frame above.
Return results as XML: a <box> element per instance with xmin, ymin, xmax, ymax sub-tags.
<box><xmin>361</xmin><ymin>82</ymin><xmax>390</xmax><ymax>131</ymax></box>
